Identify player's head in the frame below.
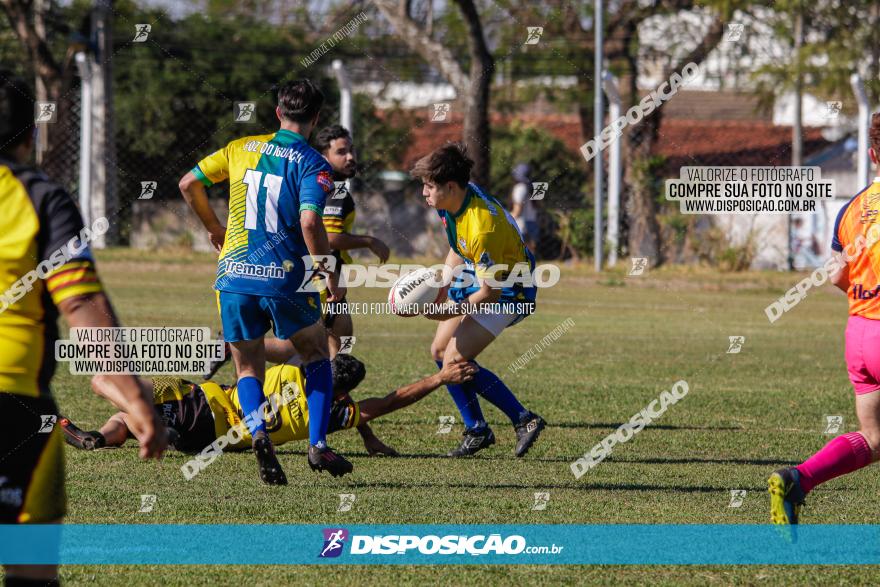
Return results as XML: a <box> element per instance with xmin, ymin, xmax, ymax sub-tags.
<box><xmin>870</xmin><ymin>112</ymin><xmax>880</xmax><ymax>168</ymax></box>
<box><xmin>410</xmin><ymin>142</ymin><xmax>473</xmax><ymax>210</ymax></box>
<box><xmin>0</xmin><ymin>70</ymin><xmax>35</xmax><ymax>162</ymax></box>
<box><xmin>331</xmin><ymin>354</ymin><xmax>366</xmax><ymax>396</ymax></box>
<box><xmin>314</xmin><ymin>125</ymin><xmax>357</xmax><ymax>179</ymax></box>
<box><xmin>275</xmin><ymin>79</ymin><xmax>324</xmax><ymax>136</ymax></box>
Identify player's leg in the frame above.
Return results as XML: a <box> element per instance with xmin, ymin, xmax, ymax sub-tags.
<box><xmin>278</xmin><ymin>294</ymin><xmax>353</xmax><ymax>477</ymax></box>
<box><xmin>4</xmin><ymin>559</ymin><xmax>60</xmax><ymax>585</ymax></box>
<box><xmin>264</xmin><ymin>336</ymin><xmax>300</xmax><ymax>364</ymax></box>
<box><xmin>220</xmin><ymin>291</ymin><xmax>286</xmax><ymax>485</ymax></box>
<box><xmin>443</xmin><ymin>314</ymin><xmax>545</xmax><ymax>457</ymax></box>
<box><xmin>770</xmin><ymin>315</ymin><xmax>880</xmax><ymax>524</ymax></box>
<box><xmin>2</xmin><ymin>396</ymin><xmax>65</xmax><ymax>585</ymax></box>
<box><xmin>327</xmin><ymin>310</ymin><xmax>353</xmax><ymax>357</ymax></box>
<box><xmin>431</xmin><ymin>316</ymin><xmax>488</xmax><ymax>433</ymax></box>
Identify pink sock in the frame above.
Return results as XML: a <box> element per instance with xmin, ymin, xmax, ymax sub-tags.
<box><xmin>796</xmin><ymin>432</ymin><xmax>872</xmax><ymax>493</ymax></box>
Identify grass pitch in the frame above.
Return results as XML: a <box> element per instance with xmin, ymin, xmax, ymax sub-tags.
<box><xmin>50</xmin><ymin>249</ymin><xmax>879</xmax><ymax>585</ymax></box>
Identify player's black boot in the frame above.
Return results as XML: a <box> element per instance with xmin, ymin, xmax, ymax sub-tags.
<box><xmin>252</xmin><ymin>431</ymin><xmax>287</xmax><ymax>486</ymax></box>
<box><xmin>513</xmin><ymin>412</ymin><xmax>545</xmax><ymax>457</ymax></box>
<box><xmin>447</xmin><ymin>426</ymin><xmax>495</xmax><ymax>457</ymax></box>
<box><xmin>59</xmin><ymin>417</ymin><xmax>106</xmax><ymax>450</ymax></box>
<box><xmin>308</xmin><ymin>444</ymin><xmax>354</xmax><ymax>477</ymax></box>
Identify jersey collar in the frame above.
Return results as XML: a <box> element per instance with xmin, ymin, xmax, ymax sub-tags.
<box><xmin>450</xmin><ymin>185</ymin><xmax>473</xmax><ymax>218</ymax></box>
<box><xmin>275</xmin><ymin>128</ymin><xmax>307</xmax><ymax>143</ymax></box>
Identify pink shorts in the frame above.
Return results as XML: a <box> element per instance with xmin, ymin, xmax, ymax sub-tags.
<box><xmin>846</xmin><ymin>315</ymin><xmax>880</xmax><ymax>395</ymax></box>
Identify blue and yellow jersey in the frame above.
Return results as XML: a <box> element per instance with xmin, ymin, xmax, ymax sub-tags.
<box><xmin>437</xmin><ymin>183</ymin><xmax>537</xmax><ymax>306</ymax></box>
<box><xmin>191</xmin><ymin>130</ymin><xmax>334</xmax><ymax>298</ymax></box>
<box><xmin>0</xmin><ymin>156</ymin><xmax>104</xmax><ymax>398</ymax></box>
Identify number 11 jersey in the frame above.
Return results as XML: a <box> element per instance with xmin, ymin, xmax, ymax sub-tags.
<box><xmin>191</xmin><ymin>129</ymin><xmax>334</xmax><ymax>298</ymax></box>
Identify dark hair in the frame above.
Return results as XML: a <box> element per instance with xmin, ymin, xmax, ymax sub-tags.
<box><xmin>331</xmin><ymin>354</ymin><xmax>366</xmax><ymax>394</ymax></box>
<box><xmin>871</xmin><ymin>112</ymin><xmax>880</xmax><ymax>154</ymax></box>
<box><xmin>313</xmin><ymin>124</ymin><xmax>352</xmax><ymax>154</ymax></box>
<box><xmin>276</xmin><ymin>79</ymin><xmax>324</xmax><ymax>124</ymax></box>
<box><xmin>0</xmin><ymin>71</ymin><xmax>34</xmax><ymax>154</ymax></box>
<box><xmin>410</xmin><ymin>142</ymin><xmax>473</xmax><ymax>187</ymax></box>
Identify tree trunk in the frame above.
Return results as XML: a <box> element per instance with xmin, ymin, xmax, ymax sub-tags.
<box><xmin>372</xmin><ymin>0</ymin><xmax>492</xmax><ymax>183</ymax></box>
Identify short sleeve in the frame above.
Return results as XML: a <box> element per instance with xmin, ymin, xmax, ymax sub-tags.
<box><xmin>322</xmin><ymin>195</ymin><xmax>353</xmax><ymax>235</ymax></box>
<box><xmin>299</xmin><ymin>160</ymin><xmax>334</xmax><ymax>216</ymax></box>
<box><xmin>192</xmin><ymin>146</ymin><xmax>230</xmax><ymax>187</ymax></box>
<box><xmin>38</xmin><ymin>186</ymin><xmax>103</xmax><ymax>305</ymax></box>
<box><xmin>831</xmin><ymin>200</ymin><xmax>852</xmax><ymax>253</ymax></box>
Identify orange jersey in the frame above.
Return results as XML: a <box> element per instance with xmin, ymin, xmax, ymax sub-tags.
<box><xmin>832</xmin><ymin>179</ymin><xmax>880</xmax><ymax>318</ymax></box>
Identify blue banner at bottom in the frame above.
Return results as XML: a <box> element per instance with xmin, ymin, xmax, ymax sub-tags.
<box><xmin>2</xmin><ymin>524</ymin><xmax>879</xmax><ymax>565</ymax></box>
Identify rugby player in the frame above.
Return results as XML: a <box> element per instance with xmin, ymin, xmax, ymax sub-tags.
<box><xmin>60</xmin><ymin>357</ymin><xmax>477</xmax><ymax>465</ymax></box>
<box><xmin>0</xmin><ymin>71</ymin><xmax>166</xmax><ymax>586</ymax></box>
<box><xmin>258</xmin><ymin>125</ymin><xmax>390</xmax><ymax>362</ymax></box>
<box><xmin>768</xmin><ymin>112</ymin><xmax>880</xmax><ymax>525</ymax></box>
<box><xmin>409</xmin><ymin>143</ymin><xmax>545</xmax><ymax>457</ymax></box>
<box><xmin>313</xmin><ymin>124</ymin><xmax>389</xmax><ymax>355</ymax></box>
<box><xmin>179</xmin><ymin>80</ymin><xmax>349</xmax><ymax>484</ymax></box>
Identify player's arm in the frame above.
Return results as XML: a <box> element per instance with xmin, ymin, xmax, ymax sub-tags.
<box><xmin>355</xmin><ymin>422</ymin><xmax>398</xmax><ymax>457</ymax></box>
<box><xmin>179</xmin><ymin>147</ymin><xmax>230</xmax><ymax>252</ymax></box>
<box><xmin>324</xmin><ymin>199</ymin><xmax>389</xmax><ymax>262</ymax></box>
<box><xmin>327</xmin><ymin>233</ymin><xmax>390</xmax><ymax>263</ymax></box>
<box><xmin>58</xmin><ymin>294</ymin><xmax>166</xmax><ymax>459</ymax></box>
<box><xmin>357</xmin><ymin>362</ymin><xmax>477</xmax><ymax>423</ymax></box>
<box><xmin>830</xmin><ymin>251</ymin><xmax>850</xmax><ymax>292</ymax></box>
<box><xmin>40</xmin><ymin>187</ymin><xmax>166</xmax><ymax>459</ymax></box>
<box><xmin>301</xmin><ymin>165</ymin><xmax>345</xmax><ymax>301</ymax></box>
<box><xmin>422</xmin><ymin>241</ymin><xmax>503</xmax><ymax>321</ymax></box>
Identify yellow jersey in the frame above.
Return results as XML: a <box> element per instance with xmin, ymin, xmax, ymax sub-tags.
<box><xmin>0</xmin><ymin>156</ymin><xmax>103</xmax><ymax>398</ymax></box>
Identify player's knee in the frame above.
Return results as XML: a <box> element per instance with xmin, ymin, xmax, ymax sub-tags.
<box><xmin>859</xmin><ymin>428</ymin><xmax>880</xmax><ymax>456</ymax></box>
<box><xmin>430</xmin><ymin>343</ymin><xmax>446</xmax><ymax>362</ymax></box>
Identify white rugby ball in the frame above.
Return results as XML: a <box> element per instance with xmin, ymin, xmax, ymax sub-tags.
<box><xmin>388</xmin><ymin>268</ymin><xmax>447</xmax><ymax>316</ymax></box>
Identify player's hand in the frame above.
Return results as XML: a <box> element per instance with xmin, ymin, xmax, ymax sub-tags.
<box><xmin>368</xmin><ymin>237</ymin><xmax>390</xmax><ymax>263</ymax></box>
<box><xmin>440</xmin><ymin>361</ymin><xmax>478</xmax><ymax>385</ymax></box>
<box><xmin>126</xmin><ymin>404</ymin><xmax>168</xmax><ymax>459</ymax></box>
<box><xmin>208</xmin><ymin>226</ymin><xmax>226</xmax><ymax>253</ymax></box>
<box><xmin>326</xmin><ymin>271</ymin><xmax>346</xmax><ymax>303</ymax></box>
<box><xmin>363</xmin><ymin>435</ymin><xmax>399</xmax><ymax>457</ymax></box>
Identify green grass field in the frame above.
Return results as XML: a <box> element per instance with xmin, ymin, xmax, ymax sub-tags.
<box><xmin>50</xmin><ymin>249</ymin><xmax>879</xmax><ymax>585</ymax></box>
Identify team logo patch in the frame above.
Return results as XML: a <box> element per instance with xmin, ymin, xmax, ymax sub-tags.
<box><xmin>317</xmin><ymin>171</ymin><xmax>334</xmax><ymax>193</ymax></box>
<box><xmin>319</xmin><ymin>528</ymin><xmax>348</xmax><ymax>558</ymax></box>
<box><xmin>477</xmin><ymin>252</ymin><xmax>494</xmax><ymax>269</ymax></box>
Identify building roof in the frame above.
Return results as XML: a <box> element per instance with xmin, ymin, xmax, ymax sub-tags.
<box><xmin>399</xmin><ymin>113</ymin><xmax>830</xmax><ymax>172</ymax></box>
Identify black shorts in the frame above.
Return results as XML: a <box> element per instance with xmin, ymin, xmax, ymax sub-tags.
<box><xmin>0</xmin><ymin>393</ymin><xmax>65</xmax><ymax>523</ymax></box>
<box><xmin>154</xmin><ymin>385</ymin><xmax>217</xmax><ymax>454</ymax></box>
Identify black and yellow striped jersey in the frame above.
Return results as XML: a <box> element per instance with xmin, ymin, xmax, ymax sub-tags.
<box><xmin>0</xmin><ymin>156</ymin><xmax>103</xmax><ymax>398</ymax></box>
<box><xmin>322</xmin><ymin>187</ymin><xmax>356</xmax><ymax>265</ymax></box>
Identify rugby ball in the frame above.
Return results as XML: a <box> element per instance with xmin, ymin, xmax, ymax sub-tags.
<box><xmin>388</xmin><ymin>268</ymin><xmax>447</xmax><ymax>316</ymax></box>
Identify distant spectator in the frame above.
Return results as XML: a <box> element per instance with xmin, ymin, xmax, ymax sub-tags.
<box><xmin>510</xmin><ymin>163</ymin><xmax>538</xmax><ymax>251</ymax></box>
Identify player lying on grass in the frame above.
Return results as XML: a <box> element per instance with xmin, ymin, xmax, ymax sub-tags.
<box><xmin>768</xmin><ymin>112</ymin><xmax>880</xmax><ymax>525</ymax></box>
<box><xmin>409</xmin><ymin>143</ymin><xmax>545</xmax><ymax>458</ymax></box>
<box><xmin>61</xmin><ymin>356</ymin><xmax>476</xmax><ymax>471</ymax></box>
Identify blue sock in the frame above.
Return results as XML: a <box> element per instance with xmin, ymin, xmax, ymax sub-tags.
<box><xmin>304</xmin><ymin>358</ymin><xmax>333</xmax><ymax>447</ymax></box>
<box><xmin>462</xmin><ymin>362</ymin><xmax>528</xmax><ymax>425</ymax></box>
<box><xmin>237</xmin><ymin>376</ymin><xmax>267</xmax><ymax>436</ymax></box>
<box><xmin>436</xmin><ymin>360</ymin><xmax>485</xmax><ymax>430</ymax></box>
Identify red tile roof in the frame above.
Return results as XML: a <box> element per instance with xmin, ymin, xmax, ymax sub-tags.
<box><xmin>397</xmin><ymin>113</ymin><xmax>829</xmax><ymax>171</ymax></box>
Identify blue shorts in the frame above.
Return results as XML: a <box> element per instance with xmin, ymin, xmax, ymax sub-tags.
<box><xmin>218</xmin><ymin>291</ymin><xmax>321</xmax><ymax>343</ymax></box>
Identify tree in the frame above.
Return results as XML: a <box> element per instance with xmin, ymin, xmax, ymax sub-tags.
<box><xmin>372</xmin><ymin>0</ymin><xmax>493</xmax><ymax>184</ymax></box>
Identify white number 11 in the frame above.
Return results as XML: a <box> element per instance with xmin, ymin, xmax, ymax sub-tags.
<box><xmin>242</xmin><ymin>168</ymin><xmax>282</xmax><ymax>233</ymax></box>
